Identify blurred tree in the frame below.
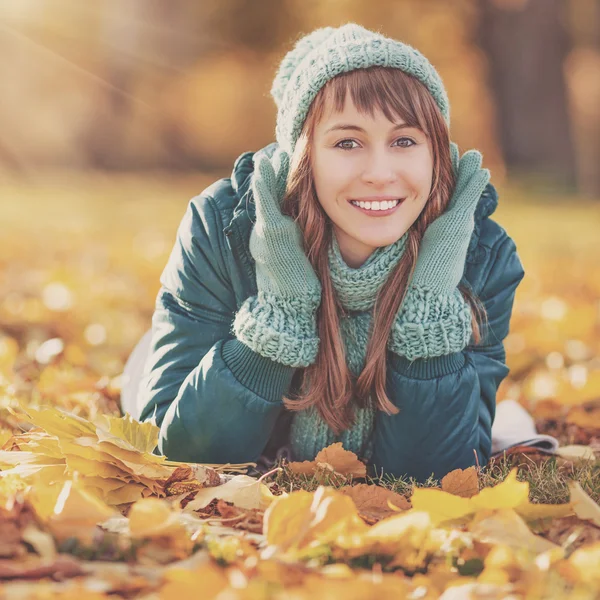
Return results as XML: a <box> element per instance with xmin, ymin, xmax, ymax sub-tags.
<box><xmin>208</xmin><ymin>0</ymin><xmax>300</xmax><ymax>53</ymax></box>
<box><xmin>80</xmin><ymin>0</ymin><xmax>218</xmax><ymax>169</ymax></box>
<box><xmin>477</xmin><ymin>0</ymin><xmax>577</xmax><ymax>190</ymax></box>
<box><xmin>565</xmin><ymin>0</ymin><xmax>600</xmax><ymax>197</ymax></box>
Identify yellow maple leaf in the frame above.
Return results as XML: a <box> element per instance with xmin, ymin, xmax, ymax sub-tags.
<box><xmin>413</xmin><ymin>468</ymin><xmax>573</xmax><ymax>526</ymax></box>
<box><xmin>93</xmin><ymin>412</ymin><xmax>159</xmax><ymax>454</ymax></box>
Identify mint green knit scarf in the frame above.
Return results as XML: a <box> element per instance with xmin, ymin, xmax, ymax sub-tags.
<box><xmin>289</xmin><ymin>230</ymin><xmax>409</xmax><ymax>462</ymax></box>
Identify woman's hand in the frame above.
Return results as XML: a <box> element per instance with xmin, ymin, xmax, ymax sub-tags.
<box><xmin>387</xmin><ymin>144</ymin><xmax>490</xmax><ymax>360</ymax></box>
<box><xmin>249</xmin><ymin>146</ymin><xmax>322</xmax><ymax>305</ymax></box>
<box><xmin>410</xmin><ymin>143</ymin><xmax>490</xmax><ymax>294</ymax></box>
<box><xmin>232</xmin><ymin>145</ymin><xmax>322</xmax><ymax>368</ymax></box>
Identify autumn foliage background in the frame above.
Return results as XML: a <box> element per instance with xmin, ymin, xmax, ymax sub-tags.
<box><xmin>1</xmin><ymin>1</ymin><xmax>600</xmax><ymax>598</ymax></box>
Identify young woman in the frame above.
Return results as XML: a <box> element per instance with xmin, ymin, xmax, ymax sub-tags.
<box><xmin>120</xmin><ymin>23</ymin><xmax>525</xmax><ymax>483</ymax></box>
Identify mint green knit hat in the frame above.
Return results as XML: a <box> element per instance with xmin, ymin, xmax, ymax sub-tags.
<box><xmin>270</xmin><ymin>23</ymin><xmax>451</xmax><ymax>155</ymax></box>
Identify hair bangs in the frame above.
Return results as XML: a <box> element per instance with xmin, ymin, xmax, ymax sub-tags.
<box><xmin>307</xmin><ymin>66</ymin><xmax>436</xmax><ymax>137</ymax></box>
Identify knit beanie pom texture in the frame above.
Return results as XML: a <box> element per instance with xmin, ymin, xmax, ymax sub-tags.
<box><xmin>271</xmin><ymin>23</ymin><xmax>450</xmax><ymax>155</ymax></box>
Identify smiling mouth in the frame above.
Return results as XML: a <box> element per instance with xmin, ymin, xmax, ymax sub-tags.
<box><xmin>349</xmin><ymin>198</ymin><xmax>404</xmax><ymax>216</ymax></box>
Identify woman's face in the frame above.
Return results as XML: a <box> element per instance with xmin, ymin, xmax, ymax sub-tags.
<box><xmin>310</xmin><ymin>97</ymin><xmax>434</xmax><ymax>268</ymax></box>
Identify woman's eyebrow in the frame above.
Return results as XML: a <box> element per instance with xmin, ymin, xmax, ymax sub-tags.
<box><xmin>324</xmin><ymin>122</ymin><xmax>413</xmax><ymax>134</ymax></box>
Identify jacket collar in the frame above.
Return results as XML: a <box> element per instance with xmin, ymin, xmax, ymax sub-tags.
<box><xmin>226</xmin><ymin>143</ymin><xmax>498</xmax><ymax>264</ymax></box>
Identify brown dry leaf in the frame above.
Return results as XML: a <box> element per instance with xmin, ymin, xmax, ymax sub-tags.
<box><xmin>287</xmin><ymin>443</ymin><xmax>366</xmax><ymax>479</ymax></box>
<box><xmin>162</xmin><ymin>463</ymin><xmax>222</xmax><ymax>496</ymax></box>
<box><xmin>212</xmin><ymin>499</ymin><xmax>264</xmax><ymax>534</ymax></box>
<box><xmin>441</xmin><ymin>466</ymin><xmax>480</xmax><ymax>498</ymax></box>
<box><xmin>338</xmin><ymin>484</ymin><xmax>410</xmax><ymax>523</ymax></box>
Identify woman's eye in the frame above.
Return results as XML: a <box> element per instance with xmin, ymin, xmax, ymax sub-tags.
<box><xmin>335</xmin><ymin>138</ymin><xmax>416</xmax><ymax>150</ymax></box>
<box><xmin>336</xmin><ymin>139</ymin><xmax>358</xmax><ymax>150</ymax></box>
<box><xmin>395</xmin><ymin>137</ymin><xmax>416</xmax><ymax>148</ymax></box>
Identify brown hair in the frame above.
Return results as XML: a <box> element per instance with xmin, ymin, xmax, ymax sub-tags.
<box><xmin>279</xmin><ymin>66</ymin><xmax>488</xmax><ymax>434</ymax></box>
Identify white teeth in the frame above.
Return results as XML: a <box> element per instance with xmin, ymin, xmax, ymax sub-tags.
<box><xmin>351</xmin><ymin>199</ymin><xmax>400</xmax><ymax>211</ymax></box>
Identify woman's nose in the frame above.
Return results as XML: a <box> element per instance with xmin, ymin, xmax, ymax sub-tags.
<box><xmin>360</xmin><ymin>149</ymin><xmax>397</xmax><ymax>186</ymax></box>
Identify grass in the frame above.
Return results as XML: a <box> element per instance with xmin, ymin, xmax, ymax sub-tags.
<box><xmin>268</xmin><ymin>453</ymin><xmax>600</xmax><ymax>506</ymax></box>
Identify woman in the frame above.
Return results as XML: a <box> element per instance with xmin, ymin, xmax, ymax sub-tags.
<box><xmin>120</xmin><ymin>24</ymin><xmax>525</xmax><ymax>482</ymax></box>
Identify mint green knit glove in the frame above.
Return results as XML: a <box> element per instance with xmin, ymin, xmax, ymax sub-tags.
<box><xmin>389</xmin><ymin>144</ymin><xmax>490</xmax><ymax>360</ymax></box>
<box><xmin>232</xmin><ymin>146</ymin><xmax>322</xmax><ymax>367</ymax></box>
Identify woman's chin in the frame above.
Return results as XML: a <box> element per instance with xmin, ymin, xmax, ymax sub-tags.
<box><xmin>354</xmin><ymin>229</ymin><xmax>408</xmax><ymax>249</ymax></box>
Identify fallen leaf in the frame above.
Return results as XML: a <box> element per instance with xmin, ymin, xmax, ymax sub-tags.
<box><xmin>338</xmin><ymin>484</ymin><xmax>410</xmax><ymax>523</ymax></box>
<box><xmin>93</xmin><ymin>413</ymin><xmax>159</xmax><ymax>454</ymax></box>
<box><xmin>128</xmin><ymin>498</ymin><xmax>189</xmax><ymax>540</ymax></box>
<box><xmin>263</xmin><ymin>486</ymin><xmax>367</xmax><ymax>554</ymax></box>
<box><xmin>469</xmin><ymin>508</ymin><xmax>559</xmax><ymax>555</ymax></box>
<box><xmin>287</xmin><ymin>443</ymin><xmax>366</xmax><ymax>479</ymax></box>
<box><xmin>441</xmin><ymin>467</ymin><xmax>479</xmax><ymax>498</ymax></box>
<box><xmin>211</xmin><ymin>499</ymin><xmax>264</xmax><ymax>534</ymax></box>
<box><xmin>569</xmin><ymin>481</ymin><xmax>600</xmax><ymax>527</ymax></box>
<box><xmin>184</xmin><ymin>475</ymin><xmax>267</xmax><ymax>511</ymax></box>
<box><xmin>34</xmin><ymin>478</ymin><xmax>118</xmax><ymax>545</ymax></box>
<box><xmin>411</xmin><ymin>469</ymin><xmax>552</xmax><ymax>526</ymax></box>
<box><xmin>163</xmin><ymin>464</ymin><xmax>222</xmax><ymax>492</ymax></box>
<box><xmin>555</xmin><ymin>445</ymin><xmax>597</xmax><ymax>461</ymax></box>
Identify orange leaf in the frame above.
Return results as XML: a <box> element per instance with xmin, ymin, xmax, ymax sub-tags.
<box><xmin>441</xmin><ymin>467</ymin><xmax>480</xmax><ymax>498</ymax></box>
<box><xmin>339</xmin><ymin>484</ymin><xmax>411</xmax><ymax>523</ymax></box>
<box><xmin>287</xmin><ymin>443</ymin><xmax>366</xmax><ymax>479</ymax></box>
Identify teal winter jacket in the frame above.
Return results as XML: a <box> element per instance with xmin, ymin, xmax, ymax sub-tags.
<box><xmin>136</xmin><ymin>143</ymin><xmax>525</xmax><ymax>482</ymax></box>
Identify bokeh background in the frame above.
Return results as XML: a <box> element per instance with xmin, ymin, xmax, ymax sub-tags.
<box><xmin>1</xmin><ymin>0</ymin><xmax>600</xmax><ymax>435</ymax></box>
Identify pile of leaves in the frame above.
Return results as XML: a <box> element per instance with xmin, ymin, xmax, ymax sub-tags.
<box><xmin>0</xmin><ymin>407</ymin><xmax>599</xmax><ymax>598</ymax></box>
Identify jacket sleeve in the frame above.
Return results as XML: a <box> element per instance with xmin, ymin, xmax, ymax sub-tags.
<box><xmin>371</xmin><ymin>233</ymin><xmax>525</xmax><ymax>482</ymax></box>
<box><xmin>137</xmin><ymin>192</ymin><xmax>298</xmax><ymax>464</ymax></box>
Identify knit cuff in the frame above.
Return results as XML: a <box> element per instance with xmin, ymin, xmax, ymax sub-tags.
<box><xmin>221</xmin><ymin>339</ymin><xmax>296</xmax><ymax>403</ymax></box>
<box><xmin>232</xmin><ymin>291</ymin><xmax>320</xmax><ymax>367</ymax></box>
<box><xmin>388</xmin><ymin>285</ymin><xmax>472</xmax><ymax>360</ymax></box>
